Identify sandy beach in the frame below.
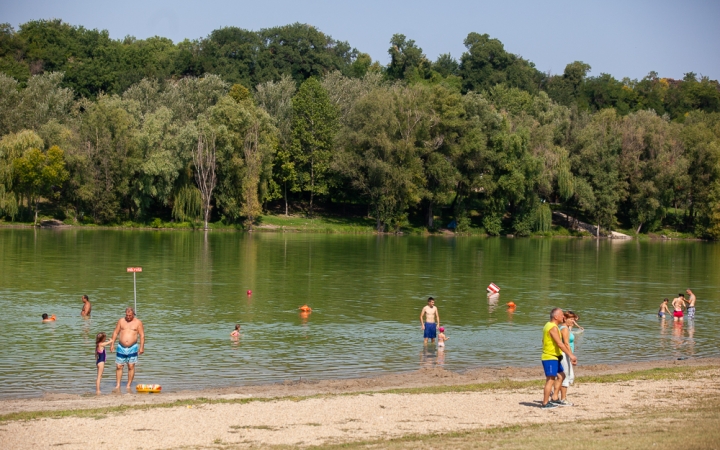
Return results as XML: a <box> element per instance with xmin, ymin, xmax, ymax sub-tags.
<box><xmin>1</xmin><ymin>357</ymin><xmax>719</xmax><ymax>449</ymax></box>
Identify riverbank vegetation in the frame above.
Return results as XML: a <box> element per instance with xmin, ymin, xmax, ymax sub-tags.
<box><xmin>1</xmin><ymin>20</ymin><xmax>720</xmax><ymax>237</ymax></box>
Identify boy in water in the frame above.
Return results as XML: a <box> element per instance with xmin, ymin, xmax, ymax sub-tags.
<box><xmin>658</xmin><ymin>298</ymin><xmax>671</xmax><ymax>318</ymax></box>
<box><xmin>686</xmin><ymin>289</ymin><xmax>696</xmax><ymax>319</ymax></box>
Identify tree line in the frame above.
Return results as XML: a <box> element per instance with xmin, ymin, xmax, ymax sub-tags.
<box><xmin>1</xmin><ymin>19</ymin><xmax>719</xmax><ymax>237</ymax></box>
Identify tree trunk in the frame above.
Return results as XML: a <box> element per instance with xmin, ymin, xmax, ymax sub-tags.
<box><xmin>596</xmin><ymin>223</ymin><xmax>600</xmax><ymax>238</ymax></box>
<box><xmin>426</xmin><ymin>202</ymin><xmax>434</xmax><ymax>229</ymax></box>
<box><xmin>636</xmin><ymin>222</ymin><xmax>643</xmax><ymax>235</ymax></box>
<box><xmin>309</xmin><ymin>157</ymin><xmax>314</xmax><ymax>217</ymax></box>
<box><xmin>34</xmin><ymin>198</ymin><xmax>39</xmax><ymax>225</ymax></box>
<box><xmin>284</xmin><ymin>182</ymin><xmax>288</xmax><ymax>216</ymax></box>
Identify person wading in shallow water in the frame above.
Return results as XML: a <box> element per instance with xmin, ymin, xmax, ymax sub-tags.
<box><xmin>540</xmin><ymin>307</ymin><xmax>576</xmax><ymax>409</ymax></box>
<box><xmin>686</xmin><ymin>289</ymin><xmax>696</xmax><ymax>320</ymax></box>
<box><xmin>110</xmin><ymin>308</ymin><xmax>145</xmax><ymax>392</ymax></box>
<box><xmin>420</xmin><ymin>297</ymin><xmax>440</xmax><ymax>345</ymax></box>
<box><xmin>80</xmin><ymin>295</ymin><xmax>91</xmax><ymax>317</ymax></box>
<box><xmin>672</xmin><ymin>294</ymin><xmax>686</xmax><ymax>322</ymax></box>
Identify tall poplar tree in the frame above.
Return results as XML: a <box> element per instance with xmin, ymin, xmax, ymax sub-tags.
<box><xmin>291</xmin><ymin>78</ymin><xmax>338</xmax><ymax>216</ymax></box>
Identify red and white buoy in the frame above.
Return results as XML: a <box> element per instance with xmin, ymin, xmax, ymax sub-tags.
<box><xmin>487</xmin><ymin>283</ymin><xmax>500</xmax><ymax>294</ymax></box>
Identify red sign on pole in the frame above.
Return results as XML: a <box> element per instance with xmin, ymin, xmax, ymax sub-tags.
<box><xmin>127</xmin><ymin>267</ymin><xmax>143</xmax><ymax>272</ymax></box>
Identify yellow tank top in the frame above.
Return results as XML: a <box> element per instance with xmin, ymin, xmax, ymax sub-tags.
<box><xmin>542</xmin><ymin>322</ymin><xmax>561</xmax><ymax>360</ymax></box>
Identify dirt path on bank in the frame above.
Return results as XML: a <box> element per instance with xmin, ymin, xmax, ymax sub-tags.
<box><xmin>1</xmin><ymin>358</ymin><xmax>719</xmax><ymax>449</ymax></box>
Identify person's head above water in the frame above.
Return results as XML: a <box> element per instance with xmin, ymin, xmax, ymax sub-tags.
<box><xmin>679</xmin><ymin>293</ymin><xmax>685</xmax><ymax>298</ymax></box>
<box><xmin>439</xmin><ymin>327</ymin><xmax>445</xmax><ymax>332</ymax></box>
<box><xmin>664</xmin><ymin>298</ymin><xmax>669</xmax><ymax>303</ymax></box>
<box><xmin>96</xmin><ymin>332</ymin><xmax>106</xmax><ymax>345</ymax></box>
<box><xmin>82</xmin><ymin>295</ymin><xmax>89</xmax><ymax>302</ymax></box>
<box><xmin>428</xmin><ymin>297</ymin><xmax>435</xmax><ymax>306</ymax></box>
<box><xmin>124</xmin><ymin>307</ymin><xmax>135</xmax><ymax>321</ymax></box>
<box><xmin>42</xmin><ymin>313</ymin><xmax>48</xmax><ymax>319</ymax></box>
<box><xmin>234</xmin><ymin>324</ymin><xmax>240</xmax><ymax>331</ymax></box>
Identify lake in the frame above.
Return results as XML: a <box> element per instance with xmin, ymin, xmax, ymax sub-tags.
<box><xmin>0</xmin><ymin>229</ymin><xmax>718</xmax><ymax>398</ymax></box>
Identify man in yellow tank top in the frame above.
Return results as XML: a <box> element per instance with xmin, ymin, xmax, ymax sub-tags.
<box><xmin>541</xmin><ymin>308</ymin><xmax>576</xmax><ymax>409</ymax></box>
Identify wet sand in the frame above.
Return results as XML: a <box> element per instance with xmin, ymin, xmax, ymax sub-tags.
<box><xmin>1</xmin><ymin>357</ymin><xmax>717</xmax><ymax>415</ymax></box>
<box><xmin>1</xmin><ymin>358</ymin><xmax>718</xmax><ymax>449</ymax></box>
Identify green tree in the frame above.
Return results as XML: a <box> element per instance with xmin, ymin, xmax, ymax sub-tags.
<box><xmin>13</xmin><ymin>145</ymin><xmax>69</xmax><ymax>223</ymax></box>
<box><xmin>291</xmin><ymin>78</ymin><xmax>338</xmax><ymax>216</ymax></box>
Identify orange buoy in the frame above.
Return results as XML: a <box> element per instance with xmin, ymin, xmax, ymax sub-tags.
<box><xmin>299</xmin><ymin>305</ymin><xmax>312</xmax><ymax>312</ymax></box>
<box><xmin>506</xmin><ymin>302</ymin><xmax>516</xmax><ymax>308</ymax></box>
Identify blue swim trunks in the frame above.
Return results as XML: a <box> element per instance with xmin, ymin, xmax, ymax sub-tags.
<box><xmin>542</xmin><ymin>358</ymin><xmax>564</xmax><ymax>377</ymax></box>
<box><xmin>116</xmin><ymin>342</ymin><xmax>139</xmax><ymax>365</ymax></box>
<box><xmin>424</xmin><ymin>322</ymin><xmax>437</xmax><ymax>339</ymax></box>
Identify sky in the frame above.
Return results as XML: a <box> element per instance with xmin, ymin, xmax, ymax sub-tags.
<box><xmin>2</xmin><ymin>0</ymin><xmax>719</xmax><ymax>81</ymax></box>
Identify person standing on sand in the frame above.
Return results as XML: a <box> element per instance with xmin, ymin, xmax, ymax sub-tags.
<box><xmin>672</xmin><ymin>294</ymin><xmax>686</xmax><ymax>322</ymax></box>
<box><xmin>541</xmin><ymin>308</ymin><xmax>576</xmax><ymax>409</ymax></box>
<box><xmin>556</xmin><ymin>312</ymin><xmax>578</xmax><ymax>406</ymax></box>
<box><xmin>686</xmin><ymin>289</ymin><xmax>696</xmax><ymax>320</ymax></box>
<box><xmin>420</xmin><ymin>297</ymin><xmax>440</xmax><ymax>345</ymax></box>
<box><xmin>110</xmin><ymin>308</ymin><xmax>145</xmax><ymax>392</ymax></box>
<box><xmin>658</xmin><ymin>299</ymin><xmax>671</xmax><ymax>318</ymax></box>
<box><xmin>81</xmin><ymin>295</ymin><xmax>91</xmax><ymax>317</ymax></box>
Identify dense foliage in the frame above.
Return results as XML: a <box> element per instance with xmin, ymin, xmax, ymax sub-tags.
<box><xmin>1</xmin><ymin>19</ymin><xmax>720</xmax><ymax>237</ymax></box>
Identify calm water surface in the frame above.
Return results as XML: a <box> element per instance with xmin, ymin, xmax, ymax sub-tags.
<box><xmin>1</xmin><ymin>229</ymin><xmax>718</xmax><ymax>398</ymax></box>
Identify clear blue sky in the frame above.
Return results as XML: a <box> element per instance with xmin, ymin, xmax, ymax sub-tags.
<box><xmin>2</xmin><ymin>0</ymin><xmax>719</xmax><ymax>81</ymax></box>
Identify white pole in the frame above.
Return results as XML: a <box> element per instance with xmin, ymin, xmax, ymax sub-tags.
<box><xmin>133</xmin><ymin>271</ymin><xmax>137</xmax><ymax>314</ymax></box>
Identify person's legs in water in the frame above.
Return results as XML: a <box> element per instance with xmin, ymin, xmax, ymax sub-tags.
<box><xmin>127</xmin><ymin>363</ymin><xmax>135</xmax><ymax>391</ymax></box>
<box><xmin>115</xmin><ymin>364</ymin><xmax>123</xmax><ymax>391</ymax></box>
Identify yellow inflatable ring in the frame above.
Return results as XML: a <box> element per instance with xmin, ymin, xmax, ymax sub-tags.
<box><xmin>136</xmin><ymin>384</ymin><xmax>162</xmax><ymax>393</ymax></box>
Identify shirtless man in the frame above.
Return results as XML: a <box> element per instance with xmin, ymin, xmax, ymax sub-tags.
<box><xmin>671</xmin><ymin>293</ymin><xmax>686</xmax><ymax>322</ymax></box>
<box><xmin>686</xmin><ymin>289</ymin><xmax>696</xmax><ymax>320</ymax></box>
<box><xmin>420</xmin><ymin>297</ymin><xmax>440</xmax><ymax>345</ymax></box>
<box><xmin>80</xmin><ymin>295</ymin><xmax>91</xmax><ymax>317</ymax></box>
<box><xmin>110</xmin><ymin>308</ymin><xmax>145</xmax><ymax>392</ymax></box>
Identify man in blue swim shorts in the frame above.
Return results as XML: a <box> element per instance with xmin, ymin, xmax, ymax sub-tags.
<box><xmin>110</xmin><ymin>307</ymin><xmax>145</xmax><ymax>392</ymax></box>
<box><xmin>420</xmin><ymin>297</ymin><xmax>440</xmax><ymax>345</ymax></box>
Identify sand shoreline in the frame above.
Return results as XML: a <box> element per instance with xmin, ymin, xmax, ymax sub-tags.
<box><xmin>2</xmin><ymin>356</ymin><xmax>717</xmax><ymax>416</ymax></box>
<box><xmin>1</xmin><ymin>357</ymin><xmax>718</xmax><ymax>449</ymax></box>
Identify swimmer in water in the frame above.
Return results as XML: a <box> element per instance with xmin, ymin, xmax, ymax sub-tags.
<box><xmin>658</xmin><ymin>298</ymin><xmax>671</xmax><ymax>318</ymax></box>
<box><xmin>672</xmin><ymin>293</ymin><xmax>686</xmax><ymax>322</ymax></box>
<box><xmin>231</xmin><ymin>324</ymin><xmax>240</xmax><ymax>337</ymax></box>
<box><xmin>420</xmin><ymin>297</ymin><xmax>440</xmax><ymax>345</ymax></box>
<box><xmin>41</xmin><ymin>314</ymin><xmax>56</xmax><ymax>322</ymax></box>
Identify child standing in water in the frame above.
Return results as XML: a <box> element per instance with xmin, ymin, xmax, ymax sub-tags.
<box><xmin>437</xmin><ymin>327</ymin><xmax>448</xmax><ymax>348</ymax></box>
<box><xmin>230</xmin><ymin>324</ymin><xmax>241</xmax><ymax>338</ymax></box>
<box><xmin>95</xmin><ymin>333</ymin><xmax>112</xmax><ymax>394</ymax></box>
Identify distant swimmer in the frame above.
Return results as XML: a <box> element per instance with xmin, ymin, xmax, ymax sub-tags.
<box><xmin>420</xmin><ymin>297</ymin><xmax>440</xmax><ymax>345</ymax></box>
<box><xmin>81</xmin><ymin>295</ymin><xmax>91</xmax><ymax>317</ymax></box>
<box><xmin>110</xmin><ymin>307</ymin><xmax>145</xmax><ymax>392</ymax></box>
<box><xmin>41</xmin><ymin>313</ymin><xmax>56</xmax><ymax>322</ymax></box>
<box><xmin>671</xmin><ymin>293</ymin><xmax>686</xmax><ymax>322</ymax></box>
<box><xmin>231</xmin><ymin>324</ymin><xmax>241</xmax><ymax>337</ymax></box>
<box><xmin>658</xmin><ymin>298</ymin><xmax>671</xmax><ymax>318</ymax></box>
<box><xmin>686</xmin><ymin>289</ymin><xmax>696</xmax><ymax>320</ymax></box>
